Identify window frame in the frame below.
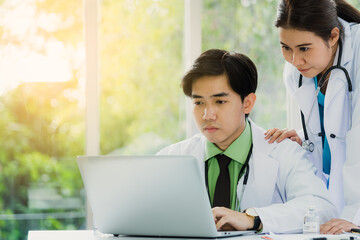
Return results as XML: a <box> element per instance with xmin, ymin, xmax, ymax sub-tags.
<box><xmin>83</xmin><ymin>0</ymin><xmax>203</xmax><ymax>228</ymax></box>
<box><xmin>83</xmin><ymin>0</ymin><xmax>297</xmax><ymax>229</ymax></box>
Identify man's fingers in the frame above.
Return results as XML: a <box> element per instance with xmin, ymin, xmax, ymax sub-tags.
<box><xmin>216</xmin><ymin>215</ymin><xmax>236</xmax><ymax>231</ymax></box>
<box><xmin>212</xmin><ymin>207</ymin><xmax>228</xmax><ymax>220</ymax></box>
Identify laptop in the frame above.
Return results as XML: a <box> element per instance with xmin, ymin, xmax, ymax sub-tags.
<box><xmin>77</xmin><ymin>155</ymin><xmax>256</xmax><ymax>238</ymax></box>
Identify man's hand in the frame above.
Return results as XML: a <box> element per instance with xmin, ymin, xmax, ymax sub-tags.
<box><xmin>320</xmin><ymin>219</ymin><xmax>359</xmax><ymax>234</ymax></box>
<box><xmin>212</xmin><ymin>207</ymin><xmax>255</xmax><ymax>231</ymax></box>
<box><xmin>265</xmin><ymin>128</ymin><xmax>302</xmax><ymax>146</ymax></box>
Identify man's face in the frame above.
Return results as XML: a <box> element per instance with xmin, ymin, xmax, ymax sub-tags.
<box><xmin>191</xmin><ymin>74</ymin><xmax>253</xmax><ymax>151</ymax></box>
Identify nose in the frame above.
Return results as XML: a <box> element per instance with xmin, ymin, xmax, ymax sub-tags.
<box><xmin>203</xmin><ymin>107</ymin><xmax>216</xmax><ymax>121</ymax></box>
<box><xmin>291</xmin><ymin>52</ymin><xmax>304</xmax><ymax>66</ymax></box>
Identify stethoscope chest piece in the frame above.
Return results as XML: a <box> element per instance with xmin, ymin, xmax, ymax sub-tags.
<box><xmin>302</xmin><ymin>140</ymin><xmax>314</xmax><ymax>152</ymax></box>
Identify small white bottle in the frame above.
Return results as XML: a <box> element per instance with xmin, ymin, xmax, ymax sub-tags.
<box><xmin>303</xmin><ymin>206</ymin><xmax>320</xmax><ymax>234</ymax></box>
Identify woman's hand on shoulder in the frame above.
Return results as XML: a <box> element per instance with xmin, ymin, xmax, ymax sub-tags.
<box><xmin>264</xmin><ymin>128</ymin><xmax>302</xmax><ymax>146</ymax></box>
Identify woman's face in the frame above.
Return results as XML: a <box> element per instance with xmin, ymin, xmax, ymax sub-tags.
<box><xmin>279</xmin><ymin>28</ymin><xmax>338</xmax><ymax>78</ymax></box>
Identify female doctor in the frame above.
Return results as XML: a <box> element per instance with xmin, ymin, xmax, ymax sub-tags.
<box><xmin>264</xmin><ymin>0</ymin><xmax>360</xmax><ymax>234</ymax></box>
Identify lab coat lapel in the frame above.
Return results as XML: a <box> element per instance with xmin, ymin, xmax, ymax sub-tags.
<box><xmin>293</xmin><ymin>76</ymin><xmax>317</xmax><ymax>122</ymax></box>
<box><xmin>323</xmin><ymin>36</ymin><xmax>351</xmax><ymax>137</ymax></box>
<box><xmin>293</xmin><ymin>76</ymin><xmax>322</xmax><ymax>139</ymax></box>
<box><xmin>240</xmin><ymin>121</ymin><xmax>279</xmax><ymax>209</ymax></box>
<box><xmin>324</xmin><ymin>73</ymin><xmax>346</xmax><ymax>119</ymax></box>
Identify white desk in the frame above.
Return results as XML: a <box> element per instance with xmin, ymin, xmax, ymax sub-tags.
<box><xmin>26</xmin><ymin>230</ymin><xmax>337</xmax><ymax>240</ymax></box>
<box><xmin>27</xmin><ymin>230</ymin><xmax>262</xmax><ymax>240</ymax></box>
<box><xmin>27</xmin><ymin>230</ymin><xmax>359</xmax><ymax>240</ymax></box>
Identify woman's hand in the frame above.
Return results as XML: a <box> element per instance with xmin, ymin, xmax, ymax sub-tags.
<box><xmin>320</xmin><ymin>219</ymin><xmax>359</xmax><ymax>234</ymax></box>
<box><xmin>265</xmin><ymin>128</ymin><xmax>302</xmax><ymax>146</ymax></box>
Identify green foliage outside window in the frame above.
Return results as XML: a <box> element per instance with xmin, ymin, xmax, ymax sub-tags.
<box><xmin>99</xmin><ymin>0</ymin><xmax>185</xmax><ymax>155</ymax></box>
<box><xmin>1</xmin><ymin>0</ymin><xmax>359</xmax><ymax>239</ymax></box>
<box><xmin>0</xmin><ymin>0</ymin><xmax>85</xmax><ymax>239</ymax></box>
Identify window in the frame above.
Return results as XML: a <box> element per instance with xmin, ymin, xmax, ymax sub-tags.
<box><xmin>99</xmin><ymin>0</ymin><xmax>186</xmax><ymax>155</ymax></box>
<box><xmin>6</xmin><ymin>0</ymin><xmax>358</xmax><ymax>238</ymax></box>
<box><xmin>202</xmin><ymin>0</ymin><xmax>287</xmax><ymax>129</ymax></box>
<box><xmin>0</xmin><ymin>0</ymin><xmax>85</xmax><ymax>239</ymax></box>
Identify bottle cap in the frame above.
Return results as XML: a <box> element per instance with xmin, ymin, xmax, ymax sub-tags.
<box><xmin>307</xmin><ymin>205</ymin><xmax>316</xmax><ymax>210</ymax></box>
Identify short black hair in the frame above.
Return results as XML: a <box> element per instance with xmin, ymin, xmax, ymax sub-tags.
<box><xmin>181</xmin><ymin>49</ymin><xmax>257</xmax><ymax>101</ymax></box>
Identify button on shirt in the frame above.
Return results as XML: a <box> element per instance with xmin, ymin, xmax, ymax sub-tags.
<box><xmin>205</xmin><ymin>121</ymin><xmax>252</xmax><ymax>210</ymax></box>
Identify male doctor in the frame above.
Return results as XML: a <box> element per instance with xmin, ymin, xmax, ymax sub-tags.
<box><xmin>157</xmin><ymin>49</ymin><xmax>337</xmax><ymax>233</ymax></box>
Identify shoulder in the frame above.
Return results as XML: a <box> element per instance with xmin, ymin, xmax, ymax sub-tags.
<box><xmin>350</xmin><ymin>23</ymin><xmax>360</xmax><ymax>56</ymax></box>
<box><xmin>339</xmin><ymin>17</ymin><xmax>360</xmax><ymax>42</ymax></box>
<box><xmin>342</xmin><ymin>19</ymin><xmax>360</xmax><ymax>60</ymax></box>
<box><xmin>348</xmin><ymin>20</ymin><xmax>360</xmax><ymax>41</ymax></box>
<box><xmin>250</xmin><ymin>120</ymin><xmax>299</xmax><ymax>157</ymax></box>
<box><xmin>156</xmin><ymin>133</ymin><xmax>206</xmax><ymax>156</ymax></box>
<box><xmin>250</xmin><ymin>120</ymin><xmax>314</xmax><ymax>172</ymax></box>
<box><xmin>273</xmin><ymin>136</ymin><xmax>318</xmax><ymax>178</ymax></box>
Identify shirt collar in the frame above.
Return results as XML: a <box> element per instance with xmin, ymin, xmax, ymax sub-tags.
<box><xmin>205</xmin><ymin>120</ymin><xmax>252</xmax><ymax>164</ymax></box>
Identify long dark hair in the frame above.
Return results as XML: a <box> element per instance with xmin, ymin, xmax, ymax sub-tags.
<box><xmin>275</xmin><ymin>0</ymin><xmax>360</xmax><ymax>41</ymax></box>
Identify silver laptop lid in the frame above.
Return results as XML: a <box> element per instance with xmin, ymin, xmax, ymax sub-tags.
<box><xmin>77</xmin><ymin>155</ymin><xmax>222</xmax><ymax>238</ymax></box>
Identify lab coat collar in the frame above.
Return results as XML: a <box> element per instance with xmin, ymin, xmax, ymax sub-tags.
<box><xmin>338</xmin><ymin>18</ymin><xmax>353</xmax><ymax>66</ymax></box>
<box><xmin>323</xmin><ymin>18</ymin><xmax>352</xmax><ymax>118</ymax></box>
<box><xmin>240</xmin><ymin>120</ymin><xmax>279</xmax><ymax>209</ymax></box>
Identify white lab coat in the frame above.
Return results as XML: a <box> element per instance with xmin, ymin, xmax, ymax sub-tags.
<box><xmin>283</xmin><ymin>18</ymin><xmax>360</xmax><ymax>224</ymax></box>
<box><xmin>157</xmin><ymin>120</ymin><xmax>337</xmax><ymax>233</ymax></box>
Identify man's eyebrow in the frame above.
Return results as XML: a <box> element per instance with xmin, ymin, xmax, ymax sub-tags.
<box><xmin>191</xmin><ymin>92</ymin><xmax>229</xmax><ymax>98</ymax></box>
<box><xmin>212</xmin><ymin>92</ymin><xmax>229</xmax><ymax>97</ymax></box>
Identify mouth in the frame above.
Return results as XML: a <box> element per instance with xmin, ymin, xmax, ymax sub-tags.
<box><xmin>298</xmin><ymin>68</ymin><xmax>310</xmax><ymax>73</ymax></box>
<box><xmin>203</xmin><ymin>125</ymin><xmax>219</xmax><ymax>133</ymax></box>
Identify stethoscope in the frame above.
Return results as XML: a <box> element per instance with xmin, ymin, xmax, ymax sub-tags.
<box><xmin>204</xmin><ymin>143</ymin><xmax>253</xmax><ymax>212</ymax></box>
<box><xmin>298</xmin><ymin>38</ymin><xmax>353</xmax><ymax>152</ymax></box>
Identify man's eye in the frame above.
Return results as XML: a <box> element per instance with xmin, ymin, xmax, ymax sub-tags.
<box><xmin>282</xmin><ymin>46</ymin><xmax>290</xmax><ymax>51</ymax></box>
<box><xmin>193</xmin><ymin>101</ymin><xmax>203</xmax><ymax>105</ymax></box>
<box><xmin>216</xmin><ymin>100</ymin><xmax>226</xmax><ymax>104</ymax></box>
<box><xmin>300</xmin><ymin>47</ymin><xmax>309</xmax><ymax>52</ymax></box>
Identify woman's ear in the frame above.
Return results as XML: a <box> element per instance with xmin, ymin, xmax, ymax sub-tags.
<box><xmin>329</xmin><ymin>27</ymin><xmax>340</xmax><ymax>47</ymax></box>
<box><xmin>243</xmin><ymin>93</ymin><xmax>256</xmax><ymax>115</ymax></box>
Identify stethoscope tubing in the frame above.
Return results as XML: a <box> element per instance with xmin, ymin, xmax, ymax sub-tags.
<box><xmin>298</xmin><ymin>38</ymin><xmax>353</xmax><ymax>151</ymax></box>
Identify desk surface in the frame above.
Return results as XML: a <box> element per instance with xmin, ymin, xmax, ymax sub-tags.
<box><xmin>27</xmin><ymin>230</ymin><xmax>359</xmax><ymax>240</ymax></box>
<box><xmin>27</xmin><ymin>230</ymin><xmax>262</xmax><ymax>240</ymax></box>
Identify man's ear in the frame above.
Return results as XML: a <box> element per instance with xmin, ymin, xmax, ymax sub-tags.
<box><xmin>243</xmin><ymin>93</ymin><xmax>256</xmax><ymax>115</ymax></box>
